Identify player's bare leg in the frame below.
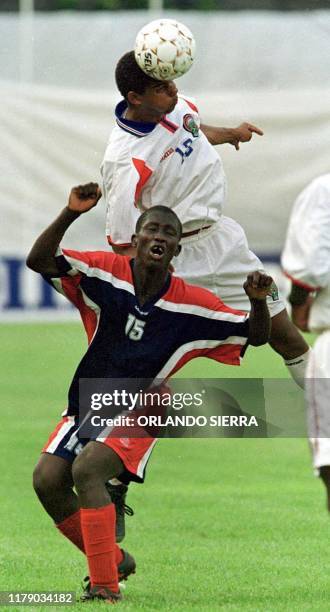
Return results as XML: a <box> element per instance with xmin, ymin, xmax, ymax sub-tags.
<box><xmin>72</xmin><ymin>442</ymin><xmax>124</xmax><ymax>508</ymax></box>
<box><xmin>33</xmin><ymin>454</ymin><xmax>78</xmax><ymax>523</ymax></box>
<box><xmin>72</xmin><ymin>441</ymin><xmax>134</xmax><ymax>602</ymax></box>
<box><xmin>33</xmin><ymin>451</ymin><xmax>136</xmax><ymax>588</ymax></box>
<box><xmin>268</xmin><ymin>309</ymin><xmax>310</xmax><ymax>388</ymax></box>
<box><xmin>106</xmin><ymin>480</ymin><xmax>134</xmax><ymax>543</ymax></box>
<box><xmin>319</xmin><ymin>466</ymin><xmax>330</xmax><ymax>512</ymax></box>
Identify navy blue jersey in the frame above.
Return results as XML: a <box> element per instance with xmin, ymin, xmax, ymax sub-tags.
<box><xmin>45</xmin><ymin>249</ymin><xmax>249</xmax><ymax>415</ymax></box>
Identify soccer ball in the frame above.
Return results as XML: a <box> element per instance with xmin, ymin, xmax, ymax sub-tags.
<box><xmin>134</xmin><ymin>19</ymin><xmax>196</xmax><ymax>81</ymax></box>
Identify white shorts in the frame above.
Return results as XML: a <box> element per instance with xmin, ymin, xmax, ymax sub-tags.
<box><xmin>173</xmin><ymin>216</ymin><xmax>285</xmax><ymax>317</ymax></box>
<box><xmin>305</xmin><ymin>331</ymin><xmax>330</xmax><ymax>470</ymax></box>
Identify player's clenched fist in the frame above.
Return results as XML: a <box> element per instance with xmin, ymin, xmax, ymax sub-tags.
<box><xmin>243</xmin><ymin>271</ymin><xmax>273</xmax><ymax>300</ymax></box>
<box><xmin>67</xmin><ymin>182</ymin><xmax>102</xmax><ymax>214</ymax></box>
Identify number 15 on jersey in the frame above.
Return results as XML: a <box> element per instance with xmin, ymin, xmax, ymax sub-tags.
<box><xmin>125</xmin><ymin>314</ymin><xmax>146</xmax><ymax>341</ymax></box>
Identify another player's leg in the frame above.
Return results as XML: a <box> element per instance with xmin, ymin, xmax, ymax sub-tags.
<box><xmin>106</xmin><ymin>478</ymin><xmax>134</xmax><ymax>543</ymax></box>
<box><xmin>72</xmin><ymin>441</ymin><xmax>128</xmax><ymax>603</ymax></box>
<box><xmin>320</xmin><ymin>467</ymin><xmax>330</xmax><ymax>512</ymax></box>
<box><xmin>305</xmin><ymin>332</ymin><xmax>330</xmax><ymax>512</ymax></box>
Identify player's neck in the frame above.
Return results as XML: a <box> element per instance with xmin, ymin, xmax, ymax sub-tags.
<box><xmin>125</xmin><ymin>106</ymin><xmax>162</xmax><ymax>124</ymax></box>
<box><xmin>133</xmin><ymin>263</ymin><xmax>168</xmax><ymax>306</ymax></box>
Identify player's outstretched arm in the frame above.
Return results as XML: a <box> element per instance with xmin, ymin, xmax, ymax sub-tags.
<box><xmin>26</xmin><ymin>183</ymin><xmax>102</xmax><ymax>276</ymax></box>
<box><xmin>201</xmin><ymin>122</ymin><xmax>263</xmax><ymax>150</ymax></box>
<box><xmin>244</xmin><ymin>271</ymin><xmax>272</xmax><ymax>346</ymax></box>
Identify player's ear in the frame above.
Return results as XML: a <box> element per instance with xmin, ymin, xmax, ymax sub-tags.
<box><xmin>174</xmin><ymin>244</ymin><xmax>181</xmax><ymax>257</ymax></box>
<box><xmin>127</xmin><ymin>91</ymin><xmax>142</xmax><ymax>107</ymax></box>
<box><xmin>131</xmin><ymin>234</ymin><xmax>138</xmax><ymax>248</ymax></box>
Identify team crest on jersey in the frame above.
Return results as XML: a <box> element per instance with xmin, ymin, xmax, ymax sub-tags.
<box><xmin>183</xmin><ymin>114</ymin><xmax>199</xmax><ymax>138</ymax></box>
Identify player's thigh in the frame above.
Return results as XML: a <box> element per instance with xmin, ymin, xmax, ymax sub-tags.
<box><xmin>33</xmin><ymin>453</ymin><xmax>73</xmax><ymax>494</ymax></box>
<box><xmin>35</xmin><ymin>414</ymin><xmax>83</xmax><ymax>492</ymax></box>
<box><xmin>72</xmin><ymin>441</ymin><xmax>125</xmax><ymax>487</ymax></box>
<box><xmin>173</xmin><ymin>217</ymin><xmax>247</xmax><ymax>298</ymax></box>
<box><xmin>176</xmin><ymin>216</ymin><xmax>284</xmax><ymax>315</ymax></box>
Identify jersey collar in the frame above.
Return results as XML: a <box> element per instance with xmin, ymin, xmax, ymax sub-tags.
<box><xmin>115</xmin><ymin>100</ymin><xmax>157</xmax><ymax>138</ymax></box>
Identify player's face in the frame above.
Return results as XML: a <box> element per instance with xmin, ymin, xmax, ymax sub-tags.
<box><xmin>140</xmin><ymin>80</ymin><xmax>179</xmax><ymax>115</ymax></box>
<box><xmin>134</xmin><ymin>211</ymin><xmax>181</xmax><ymax>269</ymax></box>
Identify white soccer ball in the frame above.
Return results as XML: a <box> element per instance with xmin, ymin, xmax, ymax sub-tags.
<box><xmin>134</xmin><ymin>19</ymin><xmax>196</xmax><ymax>81</ymax></box>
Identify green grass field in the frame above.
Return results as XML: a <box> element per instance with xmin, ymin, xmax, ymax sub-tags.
<box><xmin>1</xmin><ymin>324</ymin><xmax>329</xmax><ymax>611</ymax></box>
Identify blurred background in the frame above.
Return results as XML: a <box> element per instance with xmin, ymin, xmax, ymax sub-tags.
<box><xmin>1</xmin><ymin>1</ymin><xmax>329</xmax><ymax>319</ymax></box>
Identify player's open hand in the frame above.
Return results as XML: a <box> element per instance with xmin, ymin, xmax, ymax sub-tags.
<box><xmin>67</xmin><ymin>182</ymin><xmax>102</xmax><ymax>214</ymax></box>
<box><xmin>231</xmin><ymin>123</ymin><xmax>264</xmax><ymax>150</ymax></box>
<box><xmin>244</xmin><ymin>271</ymin><xmax>273</xmax><ymax>300</ymax></box>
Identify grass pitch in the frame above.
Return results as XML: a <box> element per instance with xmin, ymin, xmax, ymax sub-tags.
<box><xmin>0</xmin><ymin>324</ymin><xmax>329</xmax><ymax>611</ymax></box>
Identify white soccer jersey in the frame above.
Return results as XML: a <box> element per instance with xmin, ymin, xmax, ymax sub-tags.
<box><xmin>281</xmin><ymin>174</ymin><xmax>330</xmax><ymax>332</ymax></box>
<box><xmin>101</xmin><ymin>96</ymin><xmax>226</xmax><ymax>246</ymax></box>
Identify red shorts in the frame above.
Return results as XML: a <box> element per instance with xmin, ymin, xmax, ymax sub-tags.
<box><xmin>42</xmin><ymin>415</ymin><xmax>157</xmax><ymax>483</ymax></box>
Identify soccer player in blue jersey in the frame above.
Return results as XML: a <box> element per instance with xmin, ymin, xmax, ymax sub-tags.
<box><xmin>27</xmin><ymin>182</ymin><xmax>273</xmax><ymax>603</ymax></box>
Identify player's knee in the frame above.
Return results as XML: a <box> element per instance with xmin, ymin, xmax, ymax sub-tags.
<box><xmin>72</xmin><ymin>453</ymin><xmax>97</xmax><ymax>493</ymax></box>
<box><xmin>33</xmin><ymin>454</ymin><xmax>72</xmax><ymax>499</ymax></box>
<box><xmin>33</xmin><ymin>462</ymin><xmax>57</xmax><ymax>499</ymax></box>
<box><xmin>72</xmin><ymin>444</ymin><xmax>122</xmax><ymax>493</ymax></box>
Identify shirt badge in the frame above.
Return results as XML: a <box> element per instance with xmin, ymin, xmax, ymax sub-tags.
<box><xmin>183</xmin><ymin>114</ymin><xmax>199</xmax><ymax>138</ymax></box>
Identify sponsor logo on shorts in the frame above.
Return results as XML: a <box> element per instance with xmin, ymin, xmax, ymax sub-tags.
<box><xmin>183</xmin><ymin>114</ymin><xmax>199</xmax><ymax>137</ymax></box>
<box><xmin>119</xmin><ymin>438</ymin><xmax>130</xmax><ymax>447</ymax></box>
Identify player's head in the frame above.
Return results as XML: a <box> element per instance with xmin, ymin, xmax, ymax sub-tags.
<box><xmin>115</xmin><ymin>51</ymin><xmax>178</xmax><ymax>115</ymax></box>
<box><xmin>132</xmin><ymin>206</ymin><xmax>182</xmax><ymax>270</ymax></box>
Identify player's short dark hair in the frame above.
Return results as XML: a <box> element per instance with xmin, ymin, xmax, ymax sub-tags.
<box><xmin>115</xmin><ymin>51</ymin><xmax>160</xmax><ymax>100</ymax></box>
<box><xmin>136</xmin><ymin>206</ymin><xmax>182</xmax><ymax>239</ymax></box>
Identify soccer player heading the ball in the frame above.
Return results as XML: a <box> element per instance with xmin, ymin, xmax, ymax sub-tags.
<box><xmin>103</xmin><ymin>52</ymin><xmax>310</xmax><ymax>387</ymax></box>
<box><xmin>28</xmin><ymin>183</ymin><xmax>272</xmax><ymax>603</ymax></box>
<box><xmin>102</xmin><ymin>50</ymin><xmax>310</xmax><ymax>536</ymax></box>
